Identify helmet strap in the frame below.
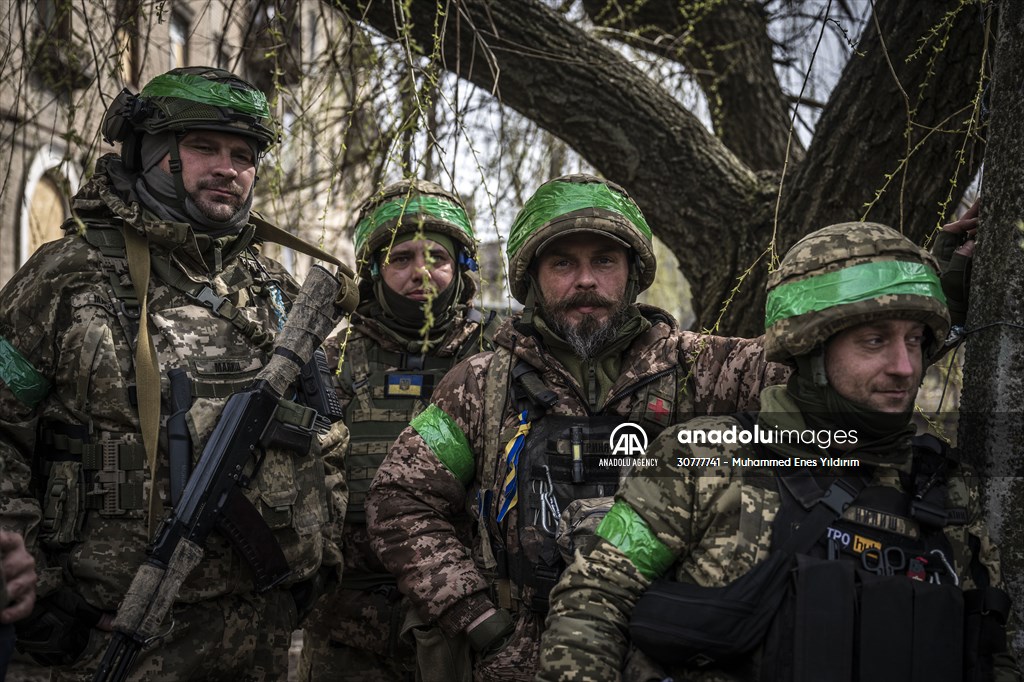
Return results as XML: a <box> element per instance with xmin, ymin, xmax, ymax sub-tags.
<box><xmin>167</xmin><ymin>135</ymin><xmax>189</xmax><ymax>209</ymax></box>
<box><xmin>809</xmin><ymin>346</ymin><xmax>829</xmax><ymax>388</ymax></box>
<box><xmin>521</xmin><ymin>276</ymin><xmax>539</xmax><ymax>327</ymax></box>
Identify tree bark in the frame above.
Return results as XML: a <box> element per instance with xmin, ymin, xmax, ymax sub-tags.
<box><xmin>581</xmin><ymin>0</ymin><xmax>797</xmax><ymax>171</ymax></box>
<box><xmin>333</xmin><ymin>0</ymin><xmax>987</xmax><ymax>336</ymax></box>
<box><xmin>959</xmin><ymin>0</ymin><xmax>1024</xmax><ymax>657</ymax></box>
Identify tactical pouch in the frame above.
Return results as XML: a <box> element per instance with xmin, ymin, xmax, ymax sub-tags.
<box><xmin>963</xmin><ymin>586</ymin><xmax>1012</xmax><ymax>682</ymax></box>
<box><xmin>14</xmin><ymin>588</ymin><xmax>102</xmax><ymax>666</ymax></box>
<box><xmin>788</xmin><ymin>557</ymin><xmax>964</xmax><ymax>682</ymax></box>
<box><xmin>630</xmin><ymin>477</ymin><xmax>865</xmax><ymax>669</ymax></box>
<box><xmin>630</xmin><ymin>547</ymin><xmax>793</xmax><ymax>668</ymax></box>
<box><xmin>40</xmin><ymin>461</ymin><xmax>85</xmax><ymax>546</ymax></box>
<box><xmin>555</xmin><ymin>496</ymin><xmax>614</xmax><ymax>565</ymax></box>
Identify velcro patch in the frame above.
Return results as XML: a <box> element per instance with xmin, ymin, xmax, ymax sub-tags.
<box><xmin>385</xmin><ymin>373</ymin><xmax>432</xmax><ymax>398</ymax></box>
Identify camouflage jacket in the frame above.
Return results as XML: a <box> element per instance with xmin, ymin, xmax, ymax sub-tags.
<box><xmin>0</xmin><ymin>156</ymin><xmax>344</xmax><ymax>611</ymax></box>
<box><xmin>311</xmin><ymin>310</ymin><xmax>494</xmax><ymax>660</ymax></box>
<box><xmin>366</xmin><ymin>308</ymin><xmax>788</xmax><ymax>679</ymax></box>
<box><xmin>539</xmin><ymin>386</ymin><xmax>1020</xmax><ymax>681</ymax></box>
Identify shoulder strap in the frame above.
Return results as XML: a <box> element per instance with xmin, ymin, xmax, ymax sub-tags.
<box><xmin>455</xmin><ymin>309</ymin><xmax>501</xmax><ymax>360</ymax></box>
<box><xmin>122</xmin><ymin>225</ymin><xmax>162</xmax><ymax>538</ymax></box>
<box><xmin>779</xmin><ymin>477</ymin><xmax>867</xmax><ymax>555</ymax></box>
<box><xmin>249</xmin><ymin>214</ymin><xmax>354</xmax><ymax>278</ymax></box>
<box><xmin>482</xmin><ymin>346</ymin><xmax>515</xmax><ymax>494</ymax></box>
<box><xmin>731</xmin><ymin>411</ymin><xmax>868</xmax><ymax>554</ymax></box>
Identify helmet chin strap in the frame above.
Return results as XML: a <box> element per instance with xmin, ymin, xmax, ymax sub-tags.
<box><xmin>809</xmin><ymin>346</ymin><xmax>829</xmax><ymax>388</ymax></box>
<box><xmin>166</xmin><ymin>134</ymin><xmax>189</xmax><ymax>209</ymax></box>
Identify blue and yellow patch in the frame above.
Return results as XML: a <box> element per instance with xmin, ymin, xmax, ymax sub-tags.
<box><xmin>385</xmin><ymin>373</ymin><xmax>429</xmax><ymax>398</ymax></box>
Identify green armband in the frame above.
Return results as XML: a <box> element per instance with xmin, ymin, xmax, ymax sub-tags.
<box><xmin>596</xmin><ymin>500</ymin><xmax>674</xmax><ymax>579</ymax></box>
<box><xmin>411</xmin><ymin>404</ymin><xmax>475</xmax><ymax>485</ymax></box>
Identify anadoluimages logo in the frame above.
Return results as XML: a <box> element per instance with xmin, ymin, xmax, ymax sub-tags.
<box><xmin>609</xmin><ymin>423</ymin><xmax>648</xmax><ymax>457</ymax></box>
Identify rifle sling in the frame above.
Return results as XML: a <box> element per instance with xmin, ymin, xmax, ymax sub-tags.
<box><xmin>216</xmin><ymin>487</ymin><xmax>292</xmax><ymax>592</ymax></box>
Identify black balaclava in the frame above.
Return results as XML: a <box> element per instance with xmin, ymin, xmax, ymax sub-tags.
<box><xmin>359</xmin><ymin>232</ymin><xmax>464</xmax><ymax>349</ymax></box>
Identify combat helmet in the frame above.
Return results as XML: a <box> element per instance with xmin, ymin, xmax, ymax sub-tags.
<box><xmin>352</xmin><ymin>179</ymin><xmax>478</xmax><ymax>303</ymax></box>
<box><xmin>764</xmin><ymin>222</ymin><xmax>950</xmax><ymax>362</ymax></box>
<box><xmin>506</xmin><ymin>174</ymin><xmax>656</xmax><ymax>304</ymax></box>
<box><xmin>102</xmin><ymin>67</ymin><xmax>277</xmax><ymax>172</ymax></box>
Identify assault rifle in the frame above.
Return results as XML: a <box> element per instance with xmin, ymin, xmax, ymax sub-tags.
<box><xmin>93</xmin><ymin>264</ymin><xmax>356</xmax><ymax>682</ymax></box>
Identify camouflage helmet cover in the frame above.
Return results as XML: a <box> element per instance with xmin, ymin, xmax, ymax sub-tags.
<box><xmin>505</xmin><ymin>174</ymin><xmax>657</xmax><ymax>303</ymax></box>
<box><xmin>352</xmin><ymin>179</ymin><xmax>476</xmax><ymax>280</ymax></box>
<box><xmin>764</xmin><ymin>222</ymin><xmax>950</xmax><ymax>362</ymax></box>
<box><xmin>103</xmin><ymin>66</ymin><xmax>277</xmax><ymax>151</ymax></box>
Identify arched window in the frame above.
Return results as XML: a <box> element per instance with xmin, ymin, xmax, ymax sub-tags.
<box><xmin>20</xmin><ymin>144</ymin><xmax>81</xmax><ymax>265</ymax></box>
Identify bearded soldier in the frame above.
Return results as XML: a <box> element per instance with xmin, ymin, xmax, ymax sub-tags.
<box><xmin>0</xmin><ymin>67</ymin><xmax>347</xmax><ymax>680</ymax></box>
<box><xmin>303</xmin><ymin>179</ymin><xmax>498</xmax><ymax>680</ymax></box>
<box><xmin>539</xmin><ymin>223</ymin><xmax>1020</xmax><ymax>681</ymax></box>
<box><xmin>365</xmin><ymin>174</ymin><xmax>790</xmax><ymax>680</ymax></box>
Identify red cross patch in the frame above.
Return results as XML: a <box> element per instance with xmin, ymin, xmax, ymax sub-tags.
<box><xmin>647</xmin><ymin>397</ymin><xmax>671</xmax><ymax>426</ymax></box>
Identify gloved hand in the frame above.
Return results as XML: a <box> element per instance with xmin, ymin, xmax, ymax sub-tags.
<box><xmin>14</xmin><ymin>587</ymin><xmax>102</xmax><ymax>666</ymax></box>
<box><xmin>931</xmin><ymin>198</ymin><xmax>979</xmax><ymax>327</ymax></box>
<box><xmin>466</xmin><ymin>607</ymin><xmax>514</xmax><ymax>658</ymax></box>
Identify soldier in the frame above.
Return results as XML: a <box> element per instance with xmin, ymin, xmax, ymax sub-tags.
<box><xmin>539</xmin><ymin>223</ymin><xmax>1020</xmax><ymax>681</ymax></box>
<box><xmin>303</xmin><ymin>179</ymin><xmax>498</xmax><ymax>680</ymax></box>
<box><xmin>365</xmin><ymin>173</ymin><xmax>790</xmax><ymax>681</ymax></box>
<box><xmin>0</xmin><ymin>67</ymin><xmax>347</xmax><ymax>680</ymax></box>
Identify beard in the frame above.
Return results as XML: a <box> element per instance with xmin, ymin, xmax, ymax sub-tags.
<box><xmin>191</xmin><ymin>179</ymin><xmax>248</xmax><ymax>223</ymax></box>
<box><xmin>544</xmin><ymin>290</ymin><xmax>628</xmax><ymax>361</ymax></box>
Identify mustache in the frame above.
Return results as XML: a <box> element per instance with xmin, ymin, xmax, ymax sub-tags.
<box><xmin>874</xmin><ymin>383</ymin><xmax>914</xmax><ymax>392</ymax></box>
<box><xmin>197</xmin><ymin>179</ymin><xmax>244</xmax><ymax>197</ymax></box>
<box><xmin>545</xmin><ymin>291</ymin><xmax>616</xmax><ymax>314</ymax></box>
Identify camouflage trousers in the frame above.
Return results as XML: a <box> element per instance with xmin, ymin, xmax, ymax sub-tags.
<box><xmin>52</xmin><ymin>589</ymin><xmax>298</xmax><ymax>681</ymax></box>
<box><xmin>302</xmin><ymin>585</ymin><xmax>414</xmax><ymax>682</ymax></box>
<box><xmin>472</xmin><ymin>609</ymin><xmax>541</xmax><ymax>682</ymax></box>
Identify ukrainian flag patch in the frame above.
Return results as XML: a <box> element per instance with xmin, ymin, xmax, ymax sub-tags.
<box><xmin>385</xmin><ymin>373</ymin><xmax>426</xmax><ymax>398</ymax></box>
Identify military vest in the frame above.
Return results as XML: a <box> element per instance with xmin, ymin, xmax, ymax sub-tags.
<box><xmin>760</xmin><ymin>442</ymin><xmax>972</xmax><ymax>682</ymax></box>
<box><xmin>340</xmin><ymin>311</ymin><xmax>496</xmax><ymax>524</ymax></box>
<box><xmin>480</xmin><ymin>346</ymin><xmax>682</xmax><ymax>613</ymax></box>
<box><xmin>37</xmin><ymin>220</ymin><xmax>328</xmax><ymax>602</ymax></box>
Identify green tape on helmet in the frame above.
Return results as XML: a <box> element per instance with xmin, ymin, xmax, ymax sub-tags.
<box><xmin>765</xmin><ymin>260</ymin><xmax>946</xmax><ymax>329</ymax></box>
<box><xmin>354</xmin><ymin>195</ymin><xmax>474</xmax><ymax>256</ymax></box>
<box><xmin>141</xmin><ymin>73</ymin><xmax>270</xmax><ymax>119</ymax></box>
<box><xmin>506</xmin><ymin>180</ymin><xmax>652</xmax><ymax>260</ymax></box>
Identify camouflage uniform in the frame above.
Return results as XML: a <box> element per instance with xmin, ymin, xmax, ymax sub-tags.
<box><xmin>303</xmin><ymin>180</ymin><xmax>495</xmax><ymax>681</ymax></box>
<box><xmin>539</xmin><ymin>223</ymin><xmax>1021</xmax><ymax>681</ymax></box>
<box><xmin>305</xmin><ymin>312</ymin><xmax>493</xmax><ymax>681</ymax></box>
<box><xmin>539</xmin><ymin>401</ymin><xmax>1021</xmax><ymax>681</ymax></box>
<box><xmin>366</xmin><ymin>309</ymin><xmax>788</xmax><ymax>681</ymax></box>
<box><xmin>0</xmin><ymin>71</ymin><xmax>345</xmax><ymax>681</ymax></box>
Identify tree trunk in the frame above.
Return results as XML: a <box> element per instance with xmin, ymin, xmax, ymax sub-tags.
<box><xmin>334</xmin><ymin>0</ymin><xmax>987</xmax><ymax>336</ymax></box>
<box><xmin>959</xmin><ymin>0</ymin><xmax>1024</xmax><ymax>657</ymax></box>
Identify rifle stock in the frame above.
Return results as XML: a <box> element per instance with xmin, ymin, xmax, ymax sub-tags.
<box><xmin>93</xmin><ymin>265</ymin><xmax>349</xmax><ymax>682</ymax></box>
